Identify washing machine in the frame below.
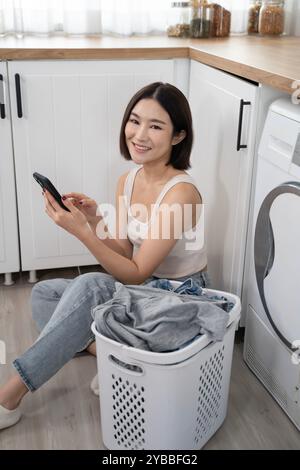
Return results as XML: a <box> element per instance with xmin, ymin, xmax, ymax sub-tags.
<box><xmin>244</xmin><ymin>98</ymin><xmax>300</xmax><ymax>430</ymax></box>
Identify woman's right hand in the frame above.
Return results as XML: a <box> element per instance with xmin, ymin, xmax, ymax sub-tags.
<box><xmin>62</xmin><ymin>192</ymin><xmax>102</xmax><ymax>227</ymax></box>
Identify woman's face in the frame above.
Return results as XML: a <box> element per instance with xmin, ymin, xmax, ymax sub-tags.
<box><xmin>125</xmin><ymin>98</ymin><xmax>180</xmax><ymax>166</ymax></box>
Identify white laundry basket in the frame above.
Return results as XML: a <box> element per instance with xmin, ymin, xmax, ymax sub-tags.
<box><xmin>92</xmin><ymin>284</ymin><xmax>241</xmax><ymax>450</ymax></box>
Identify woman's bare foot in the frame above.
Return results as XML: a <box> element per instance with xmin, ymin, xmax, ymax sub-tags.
<box><xmin>0</xmin><ymin>374</ymin><xmax>28</xmax><ymax>410</ymax></box>
<box><xmin>86</xmin><ymin>341</ymin><xmax>96</xmax><ymax>356</ymax></box>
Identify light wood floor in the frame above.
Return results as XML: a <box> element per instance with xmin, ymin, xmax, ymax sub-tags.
<box><xmin>0</xmin><ymin>267</ymin><xmax>299</xmax><ymax>450</ymax></box>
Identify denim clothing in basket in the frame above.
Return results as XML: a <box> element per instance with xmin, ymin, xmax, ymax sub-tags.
<box><xmin>12</xmin><ymin>270</ymin><xmax>205</xmax><ymax>392</ymax></box>
<box><xmin>145</xmin><ymin>277</ymin><xmax>204</xmax><ymax>295</ymax></box>
<box><xmin>144</xmin><ymin>270</ymin><xmax>209</xmax><ymax>289</ymax></box>
<box><xmin>92</xmin><ymin>282</ymin><xmax>230</xmax><ymax>353</ymax></box>
<box><xmin>146</xmin><ymin>276</ymin><xmax>234</xmax><ymax>313</ymax></box>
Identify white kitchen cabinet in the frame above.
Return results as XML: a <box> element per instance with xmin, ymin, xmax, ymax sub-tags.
<box><xmin>0</xmin><ymin>62</ymin><xmax>20</xmax><ymax>284</ymax></box>
<box><xmin>7</xmin><ymin>59</ymin><xmax>181</xmax><ymax>272</ymax></box>
<box><xmin>189</xmin><ymin>60</ymin><xmax>259</xmax><ymax>297</ymax></box>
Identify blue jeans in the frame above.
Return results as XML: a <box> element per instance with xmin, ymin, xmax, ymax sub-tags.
<box><xmin>13</xmin><ymin>270</ymin><xmax>208</xmax><ymax>392</ymax></box>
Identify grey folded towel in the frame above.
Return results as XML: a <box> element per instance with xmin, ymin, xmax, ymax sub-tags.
<box><xmin>92</xmin><ymin>282</ymin><xmax>230</xmax><ymax>352</ymax></box>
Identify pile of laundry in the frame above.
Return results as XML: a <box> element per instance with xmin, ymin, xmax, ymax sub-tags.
<box><xmin>92</xmin><ymin>278</ymin><xmax>234</xmax><ymax>353</ymax></box>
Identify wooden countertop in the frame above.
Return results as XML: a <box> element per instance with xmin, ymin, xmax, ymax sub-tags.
<box><xmin>0</xmin><ymin>35</ymin><xmax>299</xmax><ymax>94</ymax></box>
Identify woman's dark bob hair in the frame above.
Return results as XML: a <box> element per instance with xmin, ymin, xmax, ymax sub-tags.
<box><xmin>119</xmin><ymin>82</ymin><xmax>193</xmax><ymax>170</ymax></box>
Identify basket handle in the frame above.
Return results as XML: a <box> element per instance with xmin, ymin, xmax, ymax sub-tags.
<box><xmin>108</xmin><ymin>354</ymin><xmax>144</xmax><ymax>376</ymax></box>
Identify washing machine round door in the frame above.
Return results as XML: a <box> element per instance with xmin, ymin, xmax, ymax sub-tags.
<box><xmin>254</xmin><ymin>182</ymin><xmax>300</xmax><ymax>352</ymax></box>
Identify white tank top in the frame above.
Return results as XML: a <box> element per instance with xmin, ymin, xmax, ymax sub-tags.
<box><xmin>124</xmin><ymin>166</ymin><xmax>207</xmax><ymax>279</ymax></box>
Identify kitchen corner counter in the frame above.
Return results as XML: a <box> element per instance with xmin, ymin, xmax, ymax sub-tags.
<box><xmin>0</xmin><ymin>35</ymin><xmax>299</xmax><ymax>94</ymax></box>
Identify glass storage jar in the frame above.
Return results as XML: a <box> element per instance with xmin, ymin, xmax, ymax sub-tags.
<box><xmin>167</xmin><ymin>1</ymin><xmax>192</xmax><ymax>37</ymax></box>
<box><xmin>247</xmin><ymin>0</ymin><xmax>262</xmax><ymax>34</ymax></box>
<box><xmin>259</xmin><ymin>0</ymin><xmax>285</xmax><ymax>36</ymax></box>
<box><xmin>230</xmin><ymin>0</ymin><xmax>248</xmax><ymax>35</ymax></box>
<box><xmin>190</xmin><ymin>0</ymin><xmax>214</xmax><ymax>38</ymax></box>
<box><xmin>211</xmin><ymin>3</ymin><xmax>231</xmax><ymax>37</ymax></box>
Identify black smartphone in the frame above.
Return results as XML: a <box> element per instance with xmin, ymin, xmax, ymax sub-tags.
<box><xmin>33</xmin><ymin>172</ymin><xmax>70</xmax><ymax>212</ymax></box>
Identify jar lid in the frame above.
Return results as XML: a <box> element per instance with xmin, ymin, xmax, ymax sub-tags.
<box><xmin>171</xmin><ymin>2</ymin><xmax>191</xmax><ymax>7</ymax></box>
<box><xmin>262</xmin><ymin>0</ymin><xmax>284</xmax><ymax>4</ymax></box>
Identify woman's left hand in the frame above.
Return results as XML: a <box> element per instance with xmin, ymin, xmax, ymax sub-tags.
<box><xmin>43</xmin><ymin>190</ymin><xmax>92</xmax><ymax>240</ymax></box>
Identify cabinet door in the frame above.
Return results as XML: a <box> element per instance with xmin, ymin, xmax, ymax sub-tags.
<box><xmin>8</xmin><ymin>60</ymin><xmax>174</xmax><ymax>271</ymax></box>
<box><xmin>0</xmin><ymin>62</ymin><xmax>19</xmax><ymax>276</ymax></box>
<box><xmin>189</xmin><ymin>61</ymin><xmax>259</xmax><ymax>296</ymax></box>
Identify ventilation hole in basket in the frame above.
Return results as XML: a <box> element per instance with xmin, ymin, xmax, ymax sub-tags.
<box><xmin>110</xmin><ymin>373</ymin><xmax>146</xmax><ymax>450</ymax></box>
<box><xmin>194</xmin><ymin>344</ymin><xmax>226</xmax><ymax>443</ymax></box>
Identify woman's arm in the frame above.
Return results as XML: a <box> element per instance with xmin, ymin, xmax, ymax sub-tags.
<box><xmin>60</xmin><ymin>173</ymin><xmax>133</xmax><ymax>259</ymax></box>
<box><xmin>77</xmin><ymin>231</ymin><xmax>144</xmax><ymax>284</ymax></box>
<box><xmin>44</xmin><ymin>182</ymin><xmax>201</xmax><ymax>285</ymax></box>
<box><xmin>90</xmin><ymin>172</ymin><xmax>133</xmax><ymax>259</ymax></box>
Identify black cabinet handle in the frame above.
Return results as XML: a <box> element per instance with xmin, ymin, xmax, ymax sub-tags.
<box><xmin>0</xmin><ymin>74</ymin><xmax>5</xmax><ymax>119</ymax></box>
<box><xmin>237</xmin><ymin>99</ymin><xmax>251</xmax><ymax>151</ymax></box>
<box><xmin>15</xmin><ymin>73</ymin><xmax>23</xmax><ymax>118</ymax></box>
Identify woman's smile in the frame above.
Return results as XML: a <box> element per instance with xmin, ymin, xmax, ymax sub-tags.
<box><xmin>132</xmin><ymin>142</ymin><xmax>152</xmax><ymax>153</ymax></box>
